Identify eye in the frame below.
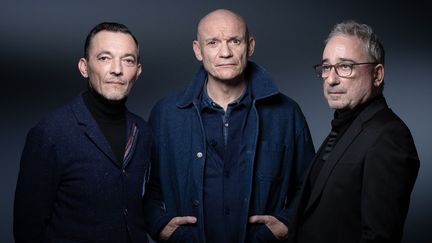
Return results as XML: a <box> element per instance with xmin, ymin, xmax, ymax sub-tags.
<box><xmin>98</xmin><ymin>56</ymin><xmax>111</xmax><ymax>62</ymax></box>
<box><xmin>207</xmin><ymin>40</ymin><xmax>217</xmax><ymax>47</ymax></box>
<box><xmin>123</xmin><ymin>58</ymin><xmax>136</xmax><ymax>65</ymax></box>
<box><xmin>338</xmin><ymin>63</ymin><xmax>352</xmax><ymax>70</ymax></box>
<box><xmin>231</xmin><ymin>39</ymin><xmax>241</xmax><ymax>45</ymax></box>
<box><xmin>321</xmin><ymin>64</ymin><xmax>332</xmax><ymax>71</ymax></box>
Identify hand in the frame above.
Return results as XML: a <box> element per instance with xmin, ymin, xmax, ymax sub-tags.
<box><xmin>159</xmin><ymin>216</ymin><xmax>197</xmax><ymax>241</ymax></box>
<box><xmin>249</xmin><ymin>215</ymin><xmax>288</xmax><ymax>240</ymax></box>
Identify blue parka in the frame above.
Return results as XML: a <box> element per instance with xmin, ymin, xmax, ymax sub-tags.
<box><xmin>143</xmin><ymin>62</ymin><xmax>315</xmax><ymax>242</ymax></box>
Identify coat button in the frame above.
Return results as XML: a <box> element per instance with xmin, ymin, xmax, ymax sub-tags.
<box><xmin>193</xmin><ymin>199</ymin><xmax>200</xmax><ymax>207</ymax></box>
<box><xmin>196</xmin><ymin>152</ymin><xmax>203</xmax><ymax>158</ymax></box>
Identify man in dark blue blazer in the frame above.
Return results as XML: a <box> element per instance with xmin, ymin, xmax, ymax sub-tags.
<box><xmin>289</xmin><ymin>20</ymin><xmax>420</xmax><ymax>243</ymax></box>
<box><xmin>14</xmin><ymin>22</ymin><xmax>152</xmax><ymax>243</ymax></box>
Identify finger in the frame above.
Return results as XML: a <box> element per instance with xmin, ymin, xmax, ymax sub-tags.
<box><xmin>173</xmin><ymin>216</ymin><xmax>197</xmax><ymax>225</ymax></box>
<box><xmin>249</xmin><ymin>215</ymin><xmax>271</xmax><ymax>223</ymax></box>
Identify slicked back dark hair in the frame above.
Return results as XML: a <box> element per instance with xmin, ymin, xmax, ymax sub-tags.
<box><xmin>84</xmin><ymin>22</ymin><xmax>140</xmax><ymax>62</ymax></box>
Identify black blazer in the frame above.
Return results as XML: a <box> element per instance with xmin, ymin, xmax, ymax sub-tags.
<box><xmin>290</xmin><ymin>97</ymin><xmax>419</xmax><ymax>243</ymax></box>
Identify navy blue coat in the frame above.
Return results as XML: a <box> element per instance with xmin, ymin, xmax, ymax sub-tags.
<box><xmin>143</xmin><ymin>62</ymin><xmax>315</xmax><ymax>242</ymax></box>
<box><xmin>14</xmin><ymin>95</ymin><xmax>152</xmax><ymax>243</ymax></box>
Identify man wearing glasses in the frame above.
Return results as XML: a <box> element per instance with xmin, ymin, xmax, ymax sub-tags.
<box><xmin>289</xmin><ymin>20</ymin><xmax>419</xmax><ymax>243</ymax></box>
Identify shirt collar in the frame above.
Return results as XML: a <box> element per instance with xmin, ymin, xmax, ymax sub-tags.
<box><xmin>200</xmin><ymin>79</ymin><xmax>252</xmax><ymax>112</ymax></box>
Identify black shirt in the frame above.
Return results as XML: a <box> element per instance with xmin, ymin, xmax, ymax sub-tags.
<box><xmin>82</xmin><ymin>88</ymin><xmax>127</xmax><ymax>166</ymax></box>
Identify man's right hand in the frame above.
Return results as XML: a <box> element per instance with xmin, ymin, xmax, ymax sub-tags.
<box><xmin>159</xmin><ymin>216</ymin><xmax>197</xmax><ymax>240</ymax></box>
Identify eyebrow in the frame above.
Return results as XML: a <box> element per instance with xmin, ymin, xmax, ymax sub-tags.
<box><xmin>122</xmin><ymin>53</ymin><xmax>137</xmax><ymax>60</ymax></box>
<box><xmin>96</xmin><ymin>51</ymin><xmax>137</xmax><ymax>60</ymax></box>
<box><xmin>96</xmin><ymin>51</ymin><xmax>112</xmax><ymax>57</ymax></box>
<box><xmin>322</xmin><ymin>57</ymin><xmax>356</xmax><ymax>63</ymax></box>
<box><xmin>203</xmin><ymin>35</ymin><xmax>244</xmax><ymax>42</ymax></box>
<box><xmin>203</xmin><ymin>38</ymin><xmax>219</xmax><ymax>42</ymax></box>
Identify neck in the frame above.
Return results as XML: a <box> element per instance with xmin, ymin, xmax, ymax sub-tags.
<box><xmin>206</xmin><ymin>77</ymin><xmax>246</xmax><ymax>111</ymax></box>
<box><xmin>84</xmin><ymin>86</ymin><xmax>127</xmax><ymax>121</ymax></box>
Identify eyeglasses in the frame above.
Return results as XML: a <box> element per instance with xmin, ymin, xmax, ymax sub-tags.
<box><xmin>313</xmin><ymin>62</ymin><xmax>378</xmax><ymax>78</ymax></box>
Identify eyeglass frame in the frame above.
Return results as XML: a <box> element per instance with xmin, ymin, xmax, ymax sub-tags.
<box><xmin>313</xmin><ymin>62</ymin><xmax>378</xmax><ymax>78</ymax></box>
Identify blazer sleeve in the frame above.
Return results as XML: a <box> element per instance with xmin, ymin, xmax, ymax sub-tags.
<box><xmin>276</xmin><ymin>118</ymin><xmax>315</xmax><ymax>226</ymax></box>
<box><xmin>14</xmin><ymin>125</ymin><xmax>60</xmax><ymax>243</ymax></box>
<box><xmin>360</xmin><ymin>122</ymin><xmax>419</xmax><ymax>242</ymax></box>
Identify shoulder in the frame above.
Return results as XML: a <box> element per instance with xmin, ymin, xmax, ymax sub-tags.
<box><xmin>367</xmin><ymin>107</ymin><xmax>411</xmax><ymax>135</ymax></box>
<box><xmin>259</xmin><ymin>93</ymin><xmax>301</xmax><ymax>110</ymax></box>
<box><xmin>152</xmin><ymin>91</ymin><xmax>185</xmax><ymax>110</ymax></box>
<box><xmin>363</xmin><ymin>107</ymin><xmax>417</xmax><ymax>154</ymax></box>
<box><xmin>257</xmin><ymin>93</ymin><xmax>306</xmax><ymax>120</ymax></box>
<box><xmin>33</xmin><ymin>99</ymin><xmax>77</xmax><ymax>132</ymax></box>
<box><xmin>25</xmin><ymin>99</ymin><xmax>78</xmax><ymax>146</ymax></box>
<box><xmin>149</xmin><ymin>90</ymin><xmax>189</xmax><ymax>120</ymax></box>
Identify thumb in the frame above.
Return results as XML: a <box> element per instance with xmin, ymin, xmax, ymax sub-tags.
<box><xmin>249</xmin><ymin>215</ymin><xmax>269</xmax><ymax>224</ymax></box>
<box><xmin>175</xmin><ymin>216</ymin><xmax>197</xmax><ymax>225</ymax></box>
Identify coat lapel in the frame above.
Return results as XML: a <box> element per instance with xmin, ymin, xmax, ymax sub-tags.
<box><xmin>123</xmin><ymin>116</ymin><xmax>139</xmax><ymax>167</ymax></box>
<box><xmin>303</xmin><ymin>98</ymin><xmax>388</xmax><ymax>214</ymax></box>
<box><xmin>70</xmin><ymin>95</ymin><xmax>118</xmax><ymax>165</ymax></box>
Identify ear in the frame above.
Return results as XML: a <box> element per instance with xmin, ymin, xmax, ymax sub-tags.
<box><xmin>247</xmin><ymin>37</ymin><xmax>256</xmax><ymax>57</ymax></box>
<box><xmin>78</xmin><ymin>58</ymin><xmax>89</xmax><ymax>78</ymax></box>
<box><xmin>136</xmin><ymin>63</ymin><xmax>142</xmax><ymax>80</ymax></box>
<box><xmin>193</xmin><ymin>40</ymin><xmax>203</xmax><ymax>61</ymax></box>
<box><xmin>373</xmin><ymin>64</ymin><xmax>384</xmax><ymax>87</ymax></box>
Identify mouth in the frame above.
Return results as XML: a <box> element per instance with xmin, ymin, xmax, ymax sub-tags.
<box><xmin>106</xmin><ymin>80</ymin><xmax>125</xmax><ymax>85</ymax></box>
<box><xmin>216</xmin><ymin>63</ymin><xmax>237</xmax><ymax>67</ymax></box>
<box><xmin>327</xmin><ymin>89</ymin><xmax>345</xmax><ymax>95</ymax></box>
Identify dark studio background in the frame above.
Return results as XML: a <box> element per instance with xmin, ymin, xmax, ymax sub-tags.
<box><xmin>1</xmin><ymin>0</ymin><xmax>430</xmax><ymax>242</ymax></box>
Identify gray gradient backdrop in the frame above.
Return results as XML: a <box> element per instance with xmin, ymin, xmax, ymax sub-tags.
<box><xmin>1</xmin><ymin>1</ymin><xmax>430</xmax><ymax>242</ymax></box>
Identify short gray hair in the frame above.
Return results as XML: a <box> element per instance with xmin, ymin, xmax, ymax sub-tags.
<box><xmin>326</xmin><ymin>20</ymin><xmax>385</xmax><ymax>65</ymax></box>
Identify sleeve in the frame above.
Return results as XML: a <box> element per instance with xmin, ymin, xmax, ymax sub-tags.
<box><xmin>13</xmin><ymin>125</ymin><xmax>60</xmax><ymax>243</ymax></box>
<box><xmin>360</xmin><ymin>123</ymin><xmax>419</xmax><ymax>243</ymax></box>
<box><xmin>276</xmin><ymin>109</ymin><xmax>315</xmax><ymax>227</ymax></box>
<box><xmin>251</xmin><ymin>110</ymin><xmax>315</xmax><ymax>243</ymax></box>
<box><xmin>142</xmin><ymin>105</ymin><xmax>174</xmax><ymax>241</ymax></box>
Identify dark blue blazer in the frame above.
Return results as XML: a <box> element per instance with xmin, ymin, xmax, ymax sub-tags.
<box><xmin>14</xmin><ymin>95</ymin><xmax>152</xmax><ymax>243</ymax></box>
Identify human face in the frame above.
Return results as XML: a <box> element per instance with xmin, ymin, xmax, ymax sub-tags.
<box><xmin>322</xmin><ymin>35</ymin><xmax>382</xmax><ymax>110</ymax></box>
<box><xmin>193</xmin><ymin>10</ymin><xmax>255</xmax><ymax>84</ymax></box>
<box><xmin>78</xmin><ymin>31</ymin><xmax>141</xmax><ymax>101</ymax></box>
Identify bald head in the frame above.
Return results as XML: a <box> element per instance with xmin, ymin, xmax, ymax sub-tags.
<box><xmin>192</xmin><ymin>8</ymin><xmax>255</xmax><ymax>84</ymax></box>
<box><xmin>196</xmin><ymin>9</ymin><xmax>249</xmax><ymax>41</ymax></box>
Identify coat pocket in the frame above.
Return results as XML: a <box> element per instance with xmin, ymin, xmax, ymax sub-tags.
<box><xmin>255</xmin><ymin>141</ymin><xmax>286</xmax><ymax>180</ymax></box>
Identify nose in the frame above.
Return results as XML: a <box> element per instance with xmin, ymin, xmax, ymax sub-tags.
<box><xmin>325</xmin><ymin>67</ymin><xmax>340</xmax><ymax>86</ymax></box>
<box><xmin>218</xmin><ymin>42</ymin><xmax>233</xmax><ymax>58</ymax></box>
<box><xmin>110</xmin><ymin>58</ymin><xmax>123</xmax><ymax>76</ymax></box>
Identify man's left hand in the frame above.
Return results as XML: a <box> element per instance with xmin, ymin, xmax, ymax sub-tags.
<box><xmin>249</xmin><ymin>215</ymin><xmax>288</xmax><ymax>240</ymax></box>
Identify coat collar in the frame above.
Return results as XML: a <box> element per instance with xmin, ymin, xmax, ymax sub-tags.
<box><xmin>70</xmin><ymin>94</ymin><xmax>137</xmax><ymax>167</ymax></box>
<box><xmin>176</xmin><ymin>61</ymin><xmax>280</xmax><ymax>108</ymax></box>
<box><xmin>304</xmin><ymin>96</ymin><xmax>388</xmax><ymax>214</ymax></box>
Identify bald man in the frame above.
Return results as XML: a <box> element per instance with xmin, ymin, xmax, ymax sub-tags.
<box><xmin>143</xmin><ymin>9</ymin><xmax>315</xmax><ymax>243</ymax></box>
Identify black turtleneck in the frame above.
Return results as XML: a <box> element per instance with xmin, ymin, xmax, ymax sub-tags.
<box><xmin>82</xmin><ymin>87</ymin><xmax>127</xmax><ymax>166</ymax></box>
<box><xmin>309</xmin><ymin>95</ymin><xmax>383</xmax><ymax>188</ymax></box>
